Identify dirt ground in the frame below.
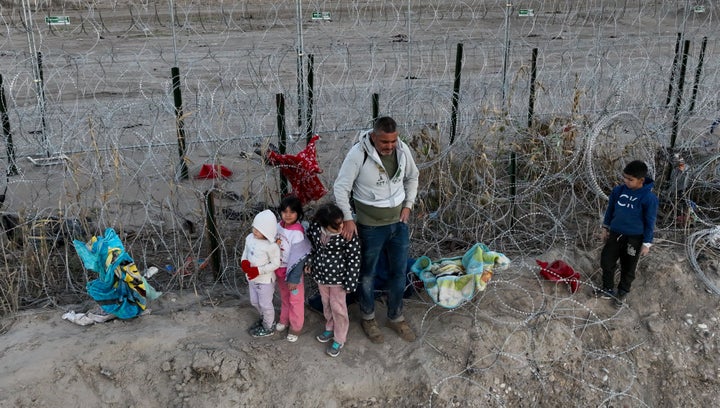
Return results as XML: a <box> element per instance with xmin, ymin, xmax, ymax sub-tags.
<box><xmin>2</xmin><ymin>1</ymin><xmax>720</xmax><ymax>407</ymax></box>
<box><xmin>1</xmin><ymin>242</ymin><xmax>720</xmax><ymax>407</ymax></box>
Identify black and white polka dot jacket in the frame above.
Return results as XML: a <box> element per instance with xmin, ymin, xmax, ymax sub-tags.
<box><xmin>306</xmin><ymin>221</ymin><xmax>361</xmax><ymax>293</ymax></box>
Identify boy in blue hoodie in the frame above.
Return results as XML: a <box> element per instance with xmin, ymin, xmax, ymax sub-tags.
<box><xmin>595</xmin><ymin>160</ymin><xmax>658</xmax><ymax>307</ymax></box>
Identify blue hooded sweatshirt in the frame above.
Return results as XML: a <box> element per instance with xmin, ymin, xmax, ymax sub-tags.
<box><xmin>603</xmin><ymin>177</ymin><xmax>659</xmax><ymax>244</ymax></box>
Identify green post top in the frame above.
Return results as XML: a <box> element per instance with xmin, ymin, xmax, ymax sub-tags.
<box><xmin>693</xmin><ymin>6</ymin><xmax>705</xmax><ymax>13</ymax></box>
<box><xmin>45</xmin><ymin>16</ymin><xmax>70</xmax><ymax>25</ymax></box>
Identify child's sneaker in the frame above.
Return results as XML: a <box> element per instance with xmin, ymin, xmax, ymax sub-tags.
<box><xmin>614</xmin><ymin>290</ymin><xmax>628</xmax><ymax>307</ymax></box>
<box><xmin>592</xmin><ymin>288</ymin><xmax>616</xmax><ymax>299</ymax></box>
<box><xmin>316</xmin><ymin>330</ymin><xmax>333</xmax><ymax>343</ymax></box>
<box><xmin>326</xmin><ymin>341</ymin><xmax>343</xmax><ymax>357</ymax></box>
<box><xmin>247</xmin><ymin>318</ymin><xmax>263</xmax><ymax>334</ymax></box>
<box><xmin>286</xmin><ymin>332</ymin><xmax>299</xmax><ymax>343</ymax></box>
<box><xmin>250</xmin><ymin>325</ymin><xmax>275</xmax><ymax>338</ymax></box>
<box><xmin>275</xmin><ymin>323</ymin><xmax>287</xmax><ymax>332</ymax></box>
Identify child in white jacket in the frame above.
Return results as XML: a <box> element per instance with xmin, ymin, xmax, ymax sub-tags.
<box><xmin>241</xmin><ymin>209</ymin><xmax>281</xmax><ymax>337</ymax></box>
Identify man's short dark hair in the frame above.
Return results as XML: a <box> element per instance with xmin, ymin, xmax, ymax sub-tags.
<box><xmin>373</xmin><ymin>116</ymin><xmax>397</xmax><ymax>134</ymax></box>
<box><xmin>623</xmin><ymin>160</ymin><xmax>649</xmax><ymax>179</ymax></box>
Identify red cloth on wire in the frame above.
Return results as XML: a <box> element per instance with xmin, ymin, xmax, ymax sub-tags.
<box><xmin>265</xmin><ymin>134</ymin><xmax>327</xmax><ymax>205</ymax></box>
<box><xmin>536</xmin><ymin>259</ymin><xmax>581</xmax><ymax>293</ymax></box>
<box><xmin>196</xmin><ymin>164</ymin><xmax>233</xmax><ymax>179</ymax></box>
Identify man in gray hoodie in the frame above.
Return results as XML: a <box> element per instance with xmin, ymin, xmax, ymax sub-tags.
<box><xmin>334</xmin><ymin>116</ymin><xmax>420</xmax><ymax>344</ymax></box>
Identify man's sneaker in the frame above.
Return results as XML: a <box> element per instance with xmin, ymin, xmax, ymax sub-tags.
<box><xmin>326</xmin><ymin>341</ymin><xmax>343</xmax><ymax>357</ymax></box>
<box><xmin>316</xmin><ymin>330</ymin><xmax>333</xmax><ymax>343</ymax></box>
<box><xmin>286</xmin><ymin>332</ymin><xmax>299</xmax><ymax>342</ymax></box>
<box><xmin>247</xmin><ymin>318</ymin><xmax>263</xmax><ymax>334</ymax></box>
<box><xmin>593</xmin><ymin>288</ymin><xmax>616</xmax><ymax>299</ymax></box>
<box><xmin>275</xmin><ymin>323</ymin><xmax>287</xmax><ymax>332</ymax></box>
<box><xmin>614</xmin><ymin>290</ymin><xmax>628</xmax><ymax>307</ymax></box>
<box><xmin>361</xmin><ymin>319</ymin><xmax>384</xmax><ymax>344</ymax></box>
<box><xmin>250</xmin><ymin>325</ymin><xmax>275</xmax><ymax>338</ymax></box>
<box><xmin>385</xmin><ymin>319</ymin><xmax>416</xmax><ymax>342</ymax></box>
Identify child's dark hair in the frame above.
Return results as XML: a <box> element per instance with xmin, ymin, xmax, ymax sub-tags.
<box><xmin>278</xmin><ymin>195</ymin><xmax>304</xmax><ymax>220</ymax></box>
<box><xmin>313</xmin><ymin>203</ymin><xmax>343</xmax><ymax>229</ymax></box>
<box><xmin>623</xmin><ymin>160</ymin><xmax>649</xmax><ymax>179</ymax></box>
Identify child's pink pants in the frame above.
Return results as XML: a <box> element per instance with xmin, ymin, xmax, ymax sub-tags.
<box><xmin>275</xmin><ymin>267</ymin><xmax>305</xmax><ymax>334</ymax></box>
<box><xmin>319</xmin><ymin>284</ymin><xmax>349</xmax><ymax>344</ymax></box>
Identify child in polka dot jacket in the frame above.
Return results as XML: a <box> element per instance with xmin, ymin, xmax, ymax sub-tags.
<box><xmin>305</xmin><ymin>203</ymin><xmax>361</xmax><ymax>357</ymax></box>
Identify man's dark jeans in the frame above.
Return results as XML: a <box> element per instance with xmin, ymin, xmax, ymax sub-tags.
<box><xmin>357</xmin><ymin>222</ymin><xmax>409</xmax><ymax>320</ymax></box>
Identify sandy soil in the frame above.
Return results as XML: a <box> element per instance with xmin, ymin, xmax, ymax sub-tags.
<box><xmin>2</xmin><ymin>242</ymin><xmax>720</xmax><ymax>407</ymax></box>
<box><xmin>2</xmin><ymin>2</ymin><xmax>720</xmax><ymax>407</ymax></box>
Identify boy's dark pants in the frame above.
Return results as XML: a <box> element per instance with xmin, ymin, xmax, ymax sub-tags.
<box><xmin>601</xmin><ymin>231</ymin><xmax>643</xmax><ymax>293</ymax></box>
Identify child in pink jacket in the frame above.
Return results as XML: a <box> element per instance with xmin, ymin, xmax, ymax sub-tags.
<box><xmin>274</xmin><ymin>196</ymin><xmax>312</xmax><ymax>342</ymax></box>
